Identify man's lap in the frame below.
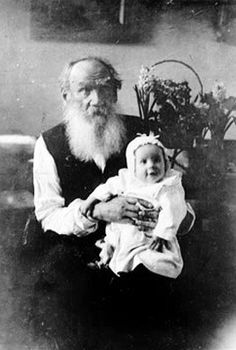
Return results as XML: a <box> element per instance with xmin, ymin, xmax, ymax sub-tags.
<box><xmin>22</xmin><ymin>230</ymin><xmax>175</xmax><ymax>347</ymax></box>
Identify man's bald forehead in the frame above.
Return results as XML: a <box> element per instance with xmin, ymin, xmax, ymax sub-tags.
<box><xmin>69</xmin><ymin>59</ymin><xmax>111</xmax><ymax>85</ymax></box>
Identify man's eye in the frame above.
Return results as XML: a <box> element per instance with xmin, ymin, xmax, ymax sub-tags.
<box><xmin>78</xmin><ymin>87</ymin><xmax>90</xmax><ymax>94</ymax></box>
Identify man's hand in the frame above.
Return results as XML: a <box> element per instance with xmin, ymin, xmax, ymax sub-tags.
<box><xmin>92</xmin><ymin>196</ymin><xmax>160</xmax><ymax>232</ymax></box>
<box><xmin>92</xmin><ymin>196</ymin><xmax>139</xmax><ymax>223</ymax></box>
<box><xmin>135</xmin><ymin>199</ymin><xmax>160</xmax><ymax>232</ymax></box>
<box><xmin>80</xmin><ymin>196</ymin><xmax>99</xmax><ymax>219</ymax></box>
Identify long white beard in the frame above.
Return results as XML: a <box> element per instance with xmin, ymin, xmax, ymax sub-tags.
<box><xmin>64</xmin><ymin>102</ymin><xmax>127</xmax><ymax>171</ymax></box>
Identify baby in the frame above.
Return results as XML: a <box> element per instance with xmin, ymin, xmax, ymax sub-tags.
<box><xmin>81</xmin><ymin>135</ymin><xmax>187</xmax><ymax>279</ymax></box>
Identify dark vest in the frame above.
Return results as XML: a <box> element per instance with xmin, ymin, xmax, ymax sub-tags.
<box><xmin>42</xmin><ymin>115</ymin><xmax>144</xmax><ymax>207</ymax></box>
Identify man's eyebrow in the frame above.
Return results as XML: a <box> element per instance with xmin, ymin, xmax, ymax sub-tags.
<box><xmin>77</xmin><ymin>81</ymin><xmax>88</xmax><ymax>87</ymax></box>
<box><xmin>77</xmin><ymin>82</ymin><xmax>91</xmax><ymax>89</ymax></box>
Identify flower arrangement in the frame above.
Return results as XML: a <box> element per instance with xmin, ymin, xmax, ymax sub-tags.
<box><xmin>134</xmin><ymin>61</ymin><xmax>207</xmax><ymax>167</ymax></box>
<box><xmin>134</xmin><ymin>61</ymin><xmax>236</xmax><ymax>193</ymax></box>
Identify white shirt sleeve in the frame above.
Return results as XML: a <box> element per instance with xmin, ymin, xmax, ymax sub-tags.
<box><xmin>33</xmin><ymin>136</ymin><xmax>98</xmax><ymax>236</ymax></box>
<box><xmin>152</xmin><ymin>183</ymin><xmax>187</xmax><ymax>241</ymax></box>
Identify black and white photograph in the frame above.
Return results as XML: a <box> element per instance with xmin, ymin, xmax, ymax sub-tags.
<box><xmin>0</xmin><ymin>1</ymin><xmax>236</xmax><ymax>349</ymax></box>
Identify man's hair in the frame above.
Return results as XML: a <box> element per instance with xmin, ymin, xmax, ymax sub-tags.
<box><xmin>59</xmin><ymin>56</ymin><xmax>122</xmax><ymax>100</ymax></box>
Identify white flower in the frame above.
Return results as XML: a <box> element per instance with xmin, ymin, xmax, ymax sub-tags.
<box><xmin>137</xmin><ymin>65</ymin><xmax>155</xmax><ymax>93</ymax></box>
<box><xmin>194</xmin><ymin>100</ymin><xmax>210</xmax><ymax>110</ymax></box>
<box><xmin>212</xmin><ymin>81</ymin><xmax>226</xmax><ymax>103</ymax></box>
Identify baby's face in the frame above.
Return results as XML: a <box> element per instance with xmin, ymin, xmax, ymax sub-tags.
<box><xmin>135</xmin><ymin>144</ymin><xmax>165</xmax><ymax>184</ymax></box>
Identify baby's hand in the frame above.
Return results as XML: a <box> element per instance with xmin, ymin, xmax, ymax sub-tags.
<box><xmin>149</xmin><ymin>237</ymin><xmax>165</xmax><ymax>251</ymax></box>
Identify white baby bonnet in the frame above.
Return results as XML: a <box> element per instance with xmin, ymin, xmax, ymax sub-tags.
<box><xmin>125</xmin><ymin>134</ymin><xmax>168</xmax><ymax>175</ymax></box>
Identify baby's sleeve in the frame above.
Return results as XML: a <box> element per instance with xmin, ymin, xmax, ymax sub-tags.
<box><xmin>91</xmin><ymin>174</ymin><xmax>123</xmax><ymax>202</ymax></box>
<box><xmin>152</xmin><ymin>183</ymin><xmax>187</xmax><ymax>241</ymax></box>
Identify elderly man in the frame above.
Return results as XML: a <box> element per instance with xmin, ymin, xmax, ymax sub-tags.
<box><xmin>31</xmin><ymin>56</ymin><xmax>157</xmax><ymax>347</ymax></box>
<box><xmin>34</xmin><ymin>57</ymin><xmax>156</xmax><ymax>240</ymax></box>
<box><xmin>30</xmin><ymin>56</ymin><xmax>193</xmax><ymax>349</ymax></box>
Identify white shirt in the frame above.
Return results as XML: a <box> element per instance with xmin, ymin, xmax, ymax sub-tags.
<box><xmin>33</xmin><ymin>136</ymin><xmax>97</xmax><ymax>236</ymax></box>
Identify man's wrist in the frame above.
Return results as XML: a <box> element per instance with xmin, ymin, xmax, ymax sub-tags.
<box><xmin>92</xmin><ymin>201</ymin><xmax>111</xmax><ymax>222</ymax></box>
<box><xmin>91</xmin><ymin>202</ymin><xmax>102</xmax><ymax>221</ymax></box>
<box><xmin>78</xmin><ymin>205</ymin><xmax>98</xmax><ymax>224</ymax></box>
<box><xmin>75</xmin><ymin>203</ymin><xmax>98</xmax><ymax>233</ymax></box>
